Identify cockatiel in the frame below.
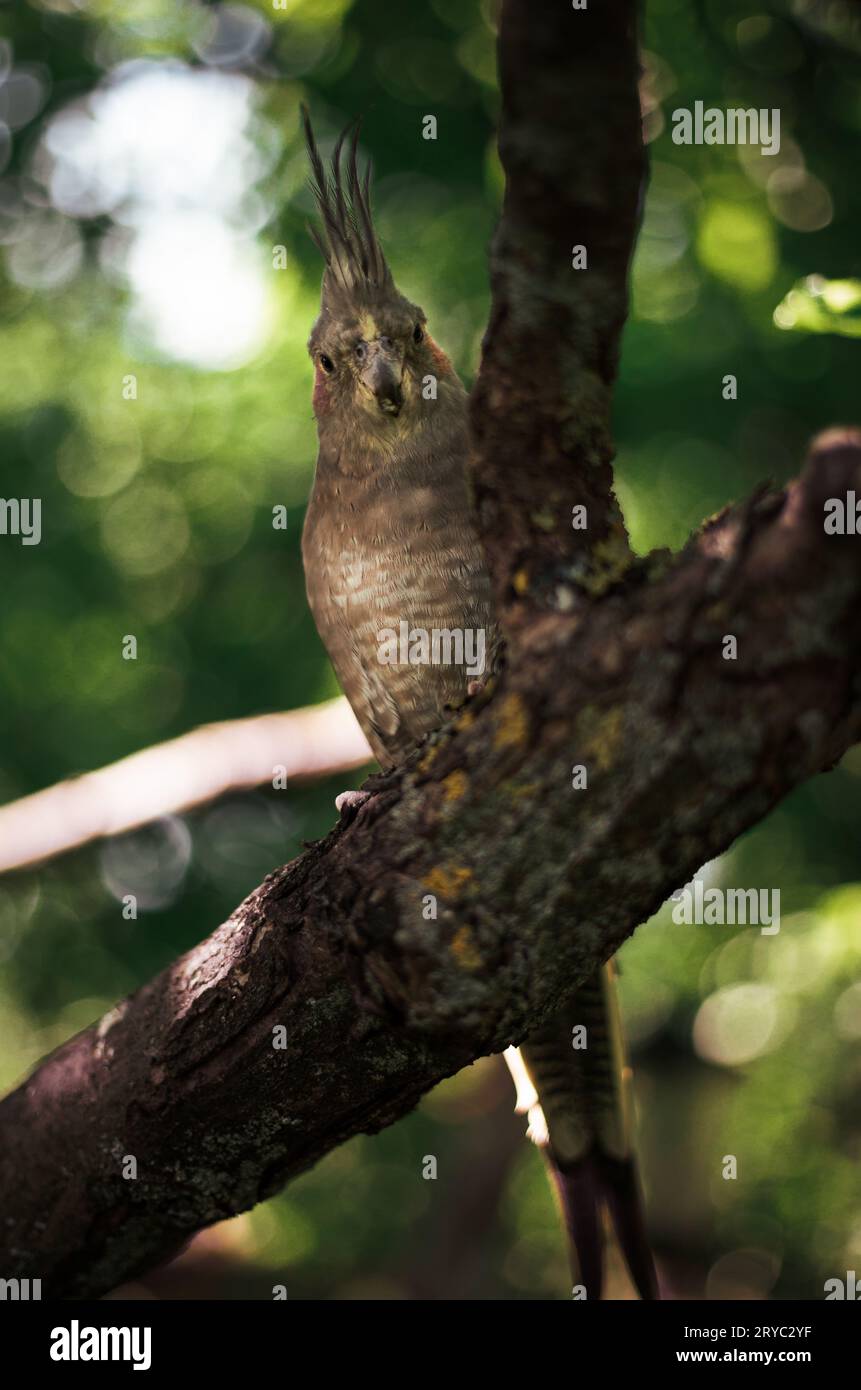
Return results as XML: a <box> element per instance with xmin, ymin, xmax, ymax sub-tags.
<box><xmin>299</xmin><ymin>108</ymin><xmax>658</xmax><ymax>1301</ymax></box>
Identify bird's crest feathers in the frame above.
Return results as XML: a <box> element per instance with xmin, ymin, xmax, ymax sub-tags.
<box><xmin>301</xmin><ymin>105</ymin><xmax>393</xmax><ymax>312</ymax></box>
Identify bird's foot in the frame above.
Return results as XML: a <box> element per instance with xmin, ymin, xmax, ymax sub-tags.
<box><xmin>445</xmin><ymin>677</ymin><xmax>490</xmax><ymax>717</ymax></box>
<box><xmin>335</xmin><ymin>788</ymin><xmax>372</xmax><ymax>818</ymax></box>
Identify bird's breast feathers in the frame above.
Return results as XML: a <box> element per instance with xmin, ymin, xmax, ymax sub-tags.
<box><xmin>302</xmin><ymin>466</ymin><xmax>497</xmax><ymax>762</ymax></box>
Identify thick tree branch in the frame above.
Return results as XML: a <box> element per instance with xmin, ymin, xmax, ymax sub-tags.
<box><xmin>2</xmin><ymin>432</ymin><xmax>860</xmax><ymax>1297</ymax></box>
<box><xmin>0</xmin><ymin>697</ymin><xmax>371</xmax><ymax>874</ymax></box>
<box><xmin>471</xmin><ymin>0</ymin><xmax>645</xmax><ymax>624</ymax></box>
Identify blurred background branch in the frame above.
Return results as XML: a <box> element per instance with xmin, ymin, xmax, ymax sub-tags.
<box><xmin>0</xmin><ymin>696</ymin><xmax>370</xmax><ymax>873</ymax></box>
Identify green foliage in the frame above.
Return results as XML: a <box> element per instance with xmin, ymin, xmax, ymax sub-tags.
<box><xmin>774</xmin><ymin>276</ymin><xmax>861</xmax><ymax>337</ymax></box>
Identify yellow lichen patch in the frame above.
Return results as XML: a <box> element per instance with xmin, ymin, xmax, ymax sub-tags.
<box><xmin>417</xmin><ymin>743</ymin><xmax>440</xmax><ymax>773</ymax></box>
<box><xmin>505</xmin><ymin>779</ymin><xmax>539</xmax><ymax>801</ymax></box>
<box><xmin>513</xmin><ymin>567</ymin><xmax>530</xmax><ymax>595</ymax></box>
<box><xmin>441</xmin><ymin>768</ymin><xmax>469</xmax><ymax>804</ymax></box>
<box><xmin>576</xmin><ymin>704</ymin><xmax>624</xmax><ymax>772</ymax></box>
<box><xmin>530</xmin><ymin>508</ymin><xmax>556</xmax><ymax>531</ymax></box>
<box><xmin>584</xmin><ymin>529</ymin><xmax>633</xmax><ymax>596</ymax></box>
<box><xmin>494</xmin><ymin>692</ymin><xmax>529</xmax><ymax>750</ymax></box>
<box><xmin>450</xmin><ymin>925</ymin><xmax>483</xmax><ymax>970</ymax></box>
<box><xmin>423</xmin><ymin>864</ymin><xmax>473</xmax><ymax>899</ymax></box>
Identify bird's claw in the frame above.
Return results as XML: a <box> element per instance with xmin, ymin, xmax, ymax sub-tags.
<box><xmin>335</xmin><ymin>789</ymin><xmax>372</xmax><ymax>818</ymax></box>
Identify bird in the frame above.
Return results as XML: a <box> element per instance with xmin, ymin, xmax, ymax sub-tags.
<box><xmin>299</xmin><ymin>107</ymin><xmax>658</xmax><ymax>1301</ymax></box>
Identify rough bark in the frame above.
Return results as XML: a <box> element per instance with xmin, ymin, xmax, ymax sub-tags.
<box><xmin>1</xmin><ymin>0</ymin><xmax>860</xmax><ymax>1300</ymax></box>
<box><xmin>471</xmin><ymin>0</ymin><xmax>645</xmax><ymax>626</ymax></box>
<box><xmin>3</xmin><ymin>428</ymin><xmax>860</xmax><ymax>1298</ymax></box>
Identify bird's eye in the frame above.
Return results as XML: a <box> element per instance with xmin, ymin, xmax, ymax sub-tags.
<box><xmin>413</xmin><ymin>323</ymin><xmax>424</xmax><ymax>344</ymax></box>
<box><xmin>319</xmin><ymin>354</ymin><xmax>334</xmax><ymax>374</ymax></box>
<box><xmin>354</xmin><ymin>342</ymin><xmax>367</xmax><ymax>362</ymax></box>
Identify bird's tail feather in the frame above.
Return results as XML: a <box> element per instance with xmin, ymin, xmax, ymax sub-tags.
<box><xmin>546</xmin><ymin>1153</ymin><xmax>605</xmax><ymax>1296</ymax></box>
<box><xmin>510</xmin><ymin>960</ymin><xmax>658</xmax><ymax>1300</ymax></box>
<box><xmin>548</xmin><ymin>1150</ymin><xmax>658</xmax><ymax>1300</ymax></box>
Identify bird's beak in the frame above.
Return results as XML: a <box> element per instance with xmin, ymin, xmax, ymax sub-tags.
<box><xmin>361</xmin><ymin>342</ymin><xmax>403</xmax><ymax>417</ymax></box>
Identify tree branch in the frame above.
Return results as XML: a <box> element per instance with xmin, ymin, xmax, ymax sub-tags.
<box><xmin>2</xmin><ymin>431</ymin><xmax>860</xmax><ymax>1297</ymax></box>
<box><xmin>471</xmin><ymin>0</ymin><xmax>645</xmax><ymax>625</ymax></box>
<box><xmin>0</xmin><ymin>698</ymin><xmax>371</xmax><ymax>874</ymax></box>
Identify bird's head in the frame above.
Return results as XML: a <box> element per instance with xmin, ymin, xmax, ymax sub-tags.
<box><xmin>302</xmin><ymin>107</ymin><xmax>456</xmax><ymax>439</ymax></box>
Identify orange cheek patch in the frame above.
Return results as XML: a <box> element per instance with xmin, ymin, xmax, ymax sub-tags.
<box><xmin>312</xmin><ymin>365</ymin><xmax>333</xmax><ymax>413</ymax></box>
<box><xmin>427</xmin><ymin>336</ymin><xmax>452</xmax><ymax>376</ymax></box>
